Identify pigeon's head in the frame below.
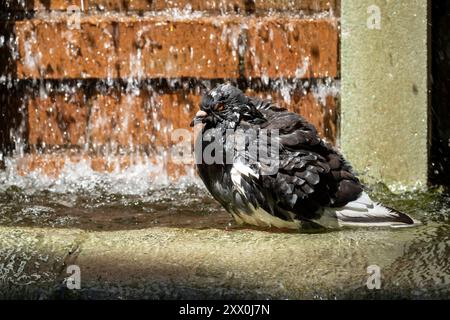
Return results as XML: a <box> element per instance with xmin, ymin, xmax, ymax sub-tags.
<box><xmin>190</xmin><ymin>83</ymin><xmax>263</xmax><ymax>129</ymax></box>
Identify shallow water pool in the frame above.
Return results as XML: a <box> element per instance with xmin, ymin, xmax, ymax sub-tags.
<box><xmin>0</xmin><ymin>176</ymin><xmax>448</xmax><ymax>232</ymax></box>
<box><xmin>0</xmin><ymin>165</ymin><xmax>449</xmax><ymax>299</ymax></box>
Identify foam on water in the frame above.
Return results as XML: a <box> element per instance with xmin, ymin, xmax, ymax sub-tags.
<box><xmin>0</xmin><ymin>155</ymin><xmax>202</xmax><ymax>196</ymax></box>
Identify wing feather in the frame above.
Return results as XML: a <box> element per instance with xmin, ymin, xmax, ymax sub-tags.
<box><xmin>248</xmin><ymin>98</ymin><xmax>364</xmax><ymax>220</ymax></box>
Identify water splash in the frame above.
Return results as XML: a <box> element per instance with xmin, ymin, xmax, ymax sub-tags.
<box><xmin>0</xmin><ymin>153</ymin><xmax>202</xmax><ymax>195</ymax></box>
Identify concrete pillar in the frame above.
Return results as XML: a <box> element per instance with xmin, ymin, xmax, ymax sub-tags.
<box><xmin>340</xmin><ymin>0</ymin><xmax>429</xmax><ymax>189</ymax></box>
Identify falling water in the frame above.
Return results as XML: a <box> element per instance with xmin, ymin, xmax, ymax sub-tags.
<box><xmin>0</xmin><ymin>3</ymin><xmax>340</xmax><ymax>196</ymax></box>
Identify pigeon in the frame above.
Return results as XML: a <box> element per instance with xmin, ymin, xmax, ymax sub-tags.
<box><xmin>190</xmin><ymin>83</ymin><xmax>417</xmax><ymax>230</ymax></box>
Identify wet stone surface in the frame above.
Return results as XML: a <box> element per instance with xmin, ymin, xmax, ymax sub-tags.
<box><xmin>0</xmin><ymin>180</ymin><xmax>449</xmax><ymax>299</ymax></box>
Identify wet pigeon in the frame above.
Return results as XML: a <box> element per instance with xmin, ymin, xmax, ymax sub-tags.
<box><xmin>191</xmin><ymin>84</ymin><xmax>416</xmax><ymax>230</ymax></box>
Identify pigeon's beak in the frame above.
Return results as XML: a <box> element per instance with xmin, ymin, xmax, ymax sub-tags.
<box><xmin>190</xmin><ymin>110</ymin><xmax>208</xmax><ymax>127</ymax></box>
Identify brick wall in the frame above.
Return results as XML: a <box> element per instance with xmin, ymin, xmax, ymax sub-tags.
<box><xmin>0</xmin><ymin>0</ymin><xmax>340</xmax><ymax>178</ymax></box>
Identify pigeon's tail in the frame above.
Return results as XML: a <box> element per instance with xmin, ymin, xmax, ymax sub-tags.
<box><xmin>318</xmin><ymin>192</ymin><xmax>419</xmax><ymax>228</ymax></box>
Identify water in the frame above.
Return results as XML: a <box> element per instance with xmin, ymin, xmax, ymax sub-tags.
<box><xmin>0</xmin><ymin>173</ymin><xmax>449</xmax><ymax>299</ymax></box>
<box><xmin>0</xmin><ymin>158</ymin><xmax>232</xmax><ymax>230</ymax></box>
<box><xmin>0</xmin><ymin>159</ymin><xmax>449</xmax><ymax>232</ymax></box>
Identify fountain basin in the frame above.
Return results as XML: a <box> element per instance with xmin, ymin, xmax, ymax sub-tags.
<box><xmin>1</xmin><ymin>220</ymin><xmax>449</xmax><ymax>299</ymax></box>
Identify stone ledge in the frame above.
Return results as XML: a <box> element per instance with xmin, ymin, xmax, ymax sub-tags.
<box><xmin>1</xmin><ymin>224</ymin><xmax>448</xmax><ymax>299</ymax></box>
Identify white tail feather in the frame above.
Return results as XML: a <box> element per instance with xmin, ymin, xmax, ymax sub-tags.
<box><xmin>316</xmin><ymin>192</ymin><xmax>418</xmax><ymax>228</ymax></box>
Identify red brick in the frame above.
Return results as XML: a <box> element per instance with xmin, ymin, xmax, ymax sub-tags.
<box><xmin>87</xmin><ymin>90</ymin><xmax>199</xmax><ymax>149</ymax></box>
<box><xmin>117</xmin><ymin>17</ymin><xmax>241</xmax><ymax>79</ymax></box>
<box><xmin>33</xmin><ymin>0</ymin><xmax>89</xmax><ymax>11</ymax></box>
<box><xmin>88</xmin><ymin>93</ymin><xmax>151</xmax><ymax>148</ymax></box>
<box><xmin>15</xmin><ymin>16</ymin><xmax>338</xmax><ymax>80</ymax></box>
<box><xmin>244</xmin><ymin>18</ymin><xmax>338</xmax><ymax>79</ymax></box>
<box><xmin>28</xmin><ymin>0</ymin><xmax>338</xmax><ymax>14</ymax></box>
<box><xmin>157</xmin><ymin>92</ymin><xmax>201</xmax><ymax>145</ymax></box>
<box><xmin>15</xmin><ymin>16</ymin><xmax>242</xmax><ymax>79</ymax></box>
<box><xmin>27</xmin><ymin>93</ymin><xmax>88</xmax><ymax>147</ymax></box>
<box><xmin>31</xmin><ymin>0</ymin><xmax>231</xmax><ymax>12</ymax></box>
<box><xmin>16</xmin><ymin>18</ymin><xmax>118</xmax><ymax>79</ymax></box>
<box><xmin>252</xmin><ymin>0</ymin><xmax>339</xmax><ymax>14</ymax></box>
<box><xmin>91</xmin><ymin>0</ymin><xmax>241</xmax><ymax>13</ymax></box>
<box><xmin>19</xmin><ymin>84</ymin><xmax>337</xmax><ymax>177</ymax></box>
<box><xmin>246</xmin><ymin>89</ymin><xmax>337</xmax><ymax>143</ymax></box>
<box><xmin>26</xmin><ymin>86</ymin><xmax>336</xmax><ymax>149</ymax></box>
<box><xmin>151</xmin><ymin>0</ymin><xmax>243</xmax><ymax>12</ymax></box>
<box><xmin>26</xmin><ymin>89</ymin><xmax>200</xmax><ymax>150</ymax></box>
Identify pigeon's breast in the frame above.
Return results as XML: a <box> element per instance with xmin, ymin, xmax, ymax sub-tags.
<box><xmin>229</xmin><ymin>165</ymin><xmax>301</xmax><ymax>229</ymax></box>
<box><xmin>231</xmin><ymin>206</ymin><xmax>301</xmax><ymax>230</ymax></box>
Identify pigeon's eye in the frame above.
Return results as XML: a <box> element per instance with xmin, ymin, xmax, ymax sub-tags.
<box><xmin>215</xmin><ymin>103</ymin><xmax>225</xmax><ymax>112</ymax></box>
